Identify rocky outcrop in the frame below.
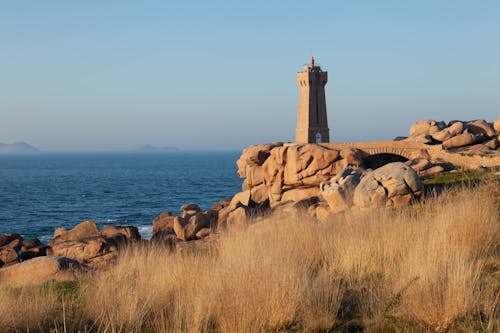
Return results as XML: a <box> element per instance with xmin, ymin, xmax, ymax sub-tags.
<box><xmin>217</xmin><ymin>203</ymin><xmax>246</xmax><ymax>228</ymax></box>
<box><xmin>174</xmin><ymin>213</ymin><xmax>211</xmax><ymax>241</ymax></box>
<box><xmin>320</xmin><ymin>168</ymin><xmax>365</xmax><ymax>214</ymax></box>
<box><xmin>20</xmin><ymin>238</ymin><xmax>49</xmax><ymax>261</ymax></box>
<box><xmin>352</xmin><ymin>162</ymin><xmax>423</xmax><ymax>209</ymax></box>
<box><xmin>0</xmin><ymin>233</ymin><xmax>22</xmax><ymax>267</ymax></box>
<box><xmin>48</xmin><ymin>221</ymin><xmax>140</xmax><ymax>267</ymax></box>
<box><xmin>283</xmin><ymin>144</ymin><xmax>341</xmax><ymax>186</ymax></box>
<box><xmin>485</xmin><ymin>138</ymin><xmax>499</xmax><ymax>150</ymax></box>
<box><xmin>151</xmin><ymin>204</ymin><xmax>218</xmax><ymax>242</ymax></box>
<box><xmin>0</xmin><ymin>256</ymin><xmax>87</xmax><ymax>286</ymax></box>
<box><xmin>466</xmin><ymin>119</ymin><xmax>496</xmax><ymax>137</ymax></box>
<box><xmin>180</xmin><ymin>203</ymin><xmax>202</xmax><ymax>217</ymax></box>
<box><xmin>235</xmin><ymin>143</ymin><xmax>364</xmax><ymax>210</ymax></box>
<box><xmin>407</xmin><ymin>118</ymin><xmax>499</xmax><ymax>152</ymax></box>
<box><xmin>269</xmin><ymin>197</ymin><xmax>320</xmax><ymax>221</ymax></box>
<box><xmin>0</xmin><ymin>233</ymin><xmax>48</xmax><ymax>268</ymax></box>
<box><xmin>431</xmin><ymin>122</ymin><xmax>464</xmax><ymax>142</ymax></box>
<box><xmin>229</xmin><ymin>139</ymin><xmax>471</xmax><ymax>226</ymax></box>
<box><xmin>212</xmin><ymin>143</ymin><xmax>368</xmax><ymax>227</ymax></box>
<box><xmin>52</xmin><ymin>220</ymin><xmax>100</xmax><ymax>243</ymax></box>
<box><xmin>281</xmin><ymin>187</ymin><xmax>319</xmax><ymax>203</ymax></box>
<box><xmin>494</xmin><ymin>118</ymin><xmax>500</xmax><ymax>133</ymax></box>
<box><xmin>319</xmin><ymin>163</ymin><xmax>423</xmax><ymax>215</ymax></box>
<box><xmin>0</xmin><ymin>233</ymin><xmax>22</xmax><ymax>248</ymax></box>
<box><xmin>409</xmin><ymin>134</ymin><xmax>434</xmax><ymax>145</ymax></box>
<box><xmin>1</xmin><ymin>221</ymin><xmax>143</xmax><ymax>271</ymax></box>
<box><xmin>151</xmin><ymin>211</ymin><xmax>176</xmax><ymax>242</ymax></box>
<box><xmin>232</xmin><ymin>143</ymin><xmax>427</xmax><ymax>225</ymax></box>
<box><xmin>225</xmin><ymin>206</ymin><xmax>248</xmax><ymax>226</ymax></box>
<box><xmin>403</xmin><ymin>155</ymin><xmax>453</xmax><ymax>176</ymax></box>
<box><xmin>442</xmin><ymin>132</ymin><xmax>478</xmax><ymax>149</ymax></box>
<box><xmin>48</xmin><ymin>222</ymin><xmax>116</xmax><ymax>266</ymax></box>
<box><xmin>48</xmin><ymin>236</ymin><xmax>117</xmax><ymax>266</ymax></box>
<box><xmin>101</xmin><ymin>225</ymin><xmax>140</xmax><ymax>241</ymax></box>
<box><xmin>409</xmin><ymin>120</ymin><xmax>446</xmax><ymax>137</ymax></box>
<box><xmin>405</xmin><ymin>158</ymin><xmax>433</xmax><ymax>173</ymax></box>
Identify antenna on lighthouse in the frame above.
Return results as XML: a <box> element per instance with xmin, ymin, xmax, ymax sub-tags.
<box><xmin>310</xmin><ymin>56</ymin><xmax>315</xmax><ymax>68</ymax></box>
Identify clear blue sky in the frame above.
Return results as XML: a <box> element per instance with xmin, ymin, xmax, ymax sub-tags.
<box><xmin>1</xmin><ymin>1</ymin><xmax>499</xmax><ymax>151</ymax></box>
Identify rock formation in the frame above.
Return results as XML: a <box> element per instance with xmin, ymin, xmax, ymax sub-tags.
<box><xmin>0</xmin><ymin>256</ymin><xmax>87</xmax><ymax>286</ymax></box>
<box><xmin>1</xmin><ymin>233</ymin><xmax>48</xmax><ymax>268</ymax></box>
<box><xmin>151</xmin><ymin>203</ymin><xmax>217</xmax><ymax>242</ymax></box>
<box><xmin>236</xmin><ymin>143</ymin><xmax>364</xmax><ymax>208</ymax></box>
<box><xmin>47</xmin><ymin>221</ymin><xmax>140</xmax><ymax>267</ymax></box>
<box><xmin>320</xmin><ymin>167</ymin><xmax>365</xmax><ymax>214</ymax></box>
<box><xmin>409</xmin><ymin>120</ymin><xmax>446</xmax><ymax>137</ymax></box>
<box><xmin>225</xmin><ymin>141</ymin><xmax>429</xmax><ymax>226</ymax></box>
<box><xmin>494</xmin><ymin>118</ymin><xmax>500</xmax><ymax>133</ymax></box>
<box><xmin>351</xmin><ymin>162</ymin><xmax>423</xmax><ymax>209</ymax></box>
<box><xmin>0</xmin><ymin>221</ymin><xmax>141</xmax><ymax>273</ymax></box>
<box><xmin>406</xmin><ymin>118</ymin><xmax>500</xmax><ymax>154</ymax></box>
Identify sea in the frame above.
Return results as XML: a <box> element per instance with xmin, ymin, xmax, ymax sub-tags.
<box><xmin>0</xmin><ymin>151</ymin><xmax>242</xmax><ymax>243</ymax></box>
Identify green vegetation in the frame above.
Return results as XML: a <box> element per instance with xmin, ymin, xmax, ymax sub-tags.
<box><xmin>421</xmin><ymin>170</ymin><xmax>499</xmax><ymax>186</ymax></box>
<box><xmin>42</xmin><ymin>280</ymin><xmax>80</xmax><ymax>302</ymax></box>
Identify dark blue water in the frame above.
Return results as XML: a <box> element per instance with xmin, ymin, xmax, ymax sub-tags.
<box><xmin>0</xmin><ymin>152</ymin><xmax>242</xmax><ymax>242</ymax></box>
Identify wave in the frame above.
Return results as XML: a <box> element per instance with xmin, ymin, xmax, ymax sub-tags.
<box><xmin>137</xmin><ymin>225</ymin><xmax>153</xmax><ymax>240</ymax></box>
<box><xmin>39</xmin><ymin>234</ymin><xmax>53</xmax><ymax>244</ymax></box>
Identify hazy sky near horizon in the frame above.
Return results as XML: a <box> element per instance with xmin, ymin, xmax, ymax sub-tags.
<box><xmin>1</xmin><ymin>1</ymin><xmax>499</xmax><ymax>151</ymax></box>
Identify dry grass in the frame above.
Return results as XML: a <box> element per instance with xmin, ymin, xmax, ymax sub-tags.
<box><xmin>0</xmin><ymin>183</ymin><xmax>498</xmax><ymax>332</ymax></box>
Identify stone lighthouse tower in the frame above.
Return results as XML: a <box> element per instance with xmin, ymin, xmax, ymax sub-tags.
<box><xmin>295</xmin><ymin>56</ymin><xmax>330</xmax><ymax>144</ymax></box>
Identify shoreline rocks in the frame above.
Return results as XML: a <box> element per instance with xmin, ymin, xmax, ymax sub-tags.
<box><xmin>47</xmin><ymin>221</ymin><xmax>140</xmax><ymax>268</ymax></box>
<box><xmin>0</xmin><ymin>221</ymin><xmax>142</xmax><ymax>273</ymax></box>
<box><xmin>151</xmin><ymin>203</ymin><xmax>217</xmax><ymax>242</ymax></box>
<box><xmin>1</xmin><ymin>233</ymin><xmax>49</xmax><ymax>268</ymax></box>
<box><xmin>0</xmin><ymin>256</ymin><xmax>88</xmax><ymax>287</ymax></box>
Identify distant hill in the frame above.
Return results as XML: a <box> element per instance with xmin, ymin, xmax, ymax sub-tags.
<box><xmin>0</xmin><ymin>142</ymin><xmax>39</xmax><ymax>153</ymax></box>
<box><xmin>135</xmin><ymin>145</ymin><xmax>180</xmax><ymax>152</ymax></box>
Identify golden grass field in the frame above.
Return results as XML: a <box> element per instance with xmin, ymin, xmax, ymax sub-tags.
<box><xmin>0</xmin><ymin>182</ymin><xmax>498</xmax><ymax>333</ymax></box>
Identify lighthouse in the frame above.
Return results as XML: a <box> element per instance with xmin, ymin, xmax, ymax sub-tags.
<box><xmin>295</xmin><ymin>56</ymin><xmax>330</xmax><ymax>144</ymax></box>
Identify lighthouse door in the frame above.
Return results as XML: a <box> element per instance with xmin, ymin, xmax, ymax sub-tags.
<box><xmin>315</xmin><ymin>133</ymin><xmax>322</xmax><ymax>144</ymax></box>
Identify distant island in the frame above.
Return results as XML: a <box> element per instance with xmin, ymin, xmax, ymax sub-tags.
<box><xmin>135</xmin><ymin>145</ymin><xmax>180</xmax><ymax>152</ymax></box>
<box><xmin>0</xmin><ymin>142</ymin><xmax>39</xmax><ymax>153</ymax></box>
